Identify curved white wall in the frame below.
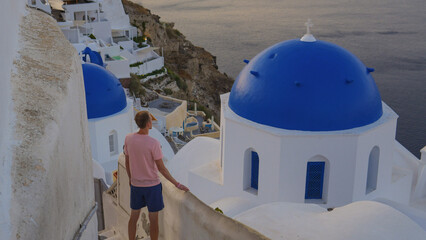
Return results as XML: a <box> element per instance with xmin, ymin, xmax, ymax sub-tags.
<box><xmin>0</xmin><ymin>1</ymin><xmax>27</xmax><ymax>238</ymax></box>
<box><xmin>89</xmin><ymin>99</ymin><xmax>134</xmax><ymax>166</ymax></box>
<box><xmin>89</xmin><ymin>99</ymin><xmax>134</xmax><ymax>184</ymax></box>
<box><xmin>1</xmin><ymin>7</ymin><xmax>98</xmax><ymax>239</ymax></box>
<box><xmin>222</xmin><ymin>99</ymin><xmax>403</xmax><ymax>208</ymax></box>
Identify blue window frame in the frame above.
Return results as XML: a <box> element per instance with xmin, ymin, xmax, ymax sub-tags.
<box><xmin>305</xmin><ymin>162</ymin><xmax>325</xmax><ymax>199</ymax></box>
<box><xmin>251</xmin><ymin>151</ymin><xmax>259</xmax><ymax>190</ymax></box>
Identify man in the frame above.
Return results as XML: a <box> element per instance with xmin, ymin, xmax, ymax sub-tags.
<box><xmin>124</xmin><ymin>111</ymin><xmax>189</xmax><ymax>240</ymax></box>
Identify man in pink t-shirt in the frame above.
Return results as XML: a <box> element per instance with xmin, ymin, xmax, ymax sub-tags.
<box><xmin>124</xmin><ymin>111</ymin><xmax>188</xmax><ymax>240</ymax></box>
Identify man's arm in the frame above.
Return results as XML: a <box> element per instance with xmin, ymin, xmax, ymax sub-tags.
<box><xmin>125</xmin><ymin>154</ymin><xmax>131</xmax><ymax>186</ymax></box>
<box><xmin>155</xmin><ymin>159</ymin><xmax>189</xmax><ymax>192</ymax></box>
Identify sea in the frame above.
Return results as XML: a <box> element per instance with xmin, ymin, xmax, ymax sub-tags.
<box><xmin>138</xmin><ymin>0</ymin><xmax>425</xmax><ymax>157</ymax></box>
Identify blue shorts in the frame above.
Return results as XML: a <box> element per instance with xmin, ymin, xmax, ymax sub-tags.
<box><xmin>130</xmin><ymin>183</ymin><xmax>164</xmax><ymax>212</ymax></box>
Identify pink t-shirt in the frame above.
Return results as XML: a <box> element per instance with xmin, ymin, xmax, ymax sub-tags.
<box><xmin>124</xmin><ymin>133</ymin><xmax>163</xmax><ymax>187</ymax></box>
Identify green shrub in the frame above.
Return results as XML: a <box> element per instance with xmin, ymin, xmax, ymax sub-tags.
<box><xmin>130</xmin><ymin>62</ymin><xmax>143</xmax><ymax>68</ymax></box>
<box><xmin>163</xmin><ymin>88</ymin><xmax>172</xmax><ymax>95</ymax></box>
<box><xmin>133</xmin><ymin>36</ymin><xmax>145</xmax><ymax>43</ymax></box>
<box><xmin>142</xmin><ymin>22</ymin><xmax>146</xmax><ymax>32</ymax></box>
<box><xmin>189</xmin><ymin>101</ymin><xmax>212</xmax><ymax>119</ymax></box>
<box><xmin>129</xmin><ymin>75</ymin><xmax>145</xmax><ymax>97</ymax></box>
<box><xmin>214</xmin><ymin>207</ymin><xmax>223</xmax><ymax>214</ymax></box>
<box><xmin>197</xmin><ymin>104</ymin><xmax>212</xmax><ymax>119</ymax></box>
<box><xmin>167</xmin><ymin>68</ymin><xmax>187</xmax><ymax>91</ymax></box>
<box><xmin>174</xmin><ymin>29</ymin><xmax>182</xmax><ymax>36</ymax></box>
<box><xmin>136</xmin><ymin>67</ymin><xmax>166</xmax><ymax>79</ymax></box>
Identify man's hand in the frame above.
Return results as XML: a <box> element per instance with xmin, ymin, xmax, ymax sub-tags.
<box><xmin>175</xmin><ymin>182</ymin><xmax>189</xmax><ymax>192</ymax></box>
<box><xmin>155</xmin><ymin>158</ymin><xmax>189</xmax><ymax>192</ymax></box>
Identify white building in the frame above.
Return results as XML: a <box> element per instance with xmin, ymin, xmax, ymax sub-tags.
<box><xmin>81</xmin><ymin>62</ymin><xmax>174</xmax><ymax>185</ymax></box>
<box><xmin>55</xmin><ymin>0</ymin><xmax>164</xmax><ymax>80</ymax></box>
<box><xmin>81</xmin><ymin>62</ymin><xmax>134</xmax><ymax>184</ymax></box>
<box><xmin>27</xmin><ymin>0</ymin><xmax>51</xmax><ymax>14</ymax></box>
<box><xmin>167</xmin><ymin>30</ymin><xmax>426</xmax><ymax>238</ymax></box>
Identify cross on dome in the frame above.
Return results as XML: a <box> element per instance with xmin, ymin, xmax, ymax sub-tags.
<box><xmin>305</xmin><ymin>19</ymin><xmax>313</xmax><ymax>35</ymax></box>
<box><xmin>300</xmin><ymin>19</ymin><xmax>316</xmax><ymax>42</ymax></box>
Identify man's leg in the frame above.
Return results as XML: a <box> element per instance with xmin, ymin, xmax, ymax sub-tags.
<box><xmin>128</xmin><ymin>209</ymin><xmax>141</xmax><ymax>240</ymax></box>
<box><xmin>148</xmin><ymin>211</ymin><xmax>159</xmax><ymax>240</ymax></box>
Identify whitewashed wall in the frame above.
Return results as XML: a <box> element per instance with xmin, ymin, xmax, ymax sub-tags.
<box><xmin>106</xmin><ymin>58</ymin><xmax>131</xmax><ymax>79</ymax></box>
<box><xmin>130</xmin><ymin>56</ymin><xmax>165</xmax><ymax>77</ymax></box>
<box><xmin>101</xmin><ymin>0</ymin><xmax>132</xmax><ymax>29</ymax></box>
<box><xmin>0</xmin><ymin>1</ymin><xmax>26</xmax><ymax>238</ymax></box>
<box><xmin>111</xmin><ymin>155</ymin><xmax>269</xmax><ymax>240</ymax></box>
<box><xmin>1</xmin><ymin>7</ymin><xmax>97</xmax><ymax>240</ymax></box>
<box><xmin>170</xmin><ymin>92</ymin><xmax>415</xmax><ymax>217</ymax></box>
<box><xmin>87</xmin><ymin>21</ymin><xmax>112</xmax><ymax>43</ymax></box>
<box><xmin>222</xmin><ymin>98</ymin><xmax>409</xmax><ymax>208</ymax></box>
<box><xmin>88</xmin><ymin>99</ymin><xmax>134</xmax><ymax>166</ymax></box>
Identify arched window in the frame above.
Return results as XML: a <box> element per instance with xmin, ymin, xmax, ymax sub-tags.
<box><xmin>305</xmin><ymin>155</ymin><xmax>329</xmax><ymax>202</ymax></box>
<box><xmin>305</xmin><ymin>162</ymin><xmax>325</xmax><ymax>199</ymax></box>
<box><xmin>251</xmin><ymin>151</ymin><xmax>259</xmax><ymax>190</ymax></box>
<box><xmin>109</xmin><ymin>130</ymin><xmax>118</xmax><ymax>156</ymax></box>
<box><xmin>243</xmin><ymin>149</ymin><xmax>259</xmax><ymax>194</ymax></box>
<box><xmin>366</xmin><ymin>146</ymin><xmax>380</xmax><ymax>194</ymax></box>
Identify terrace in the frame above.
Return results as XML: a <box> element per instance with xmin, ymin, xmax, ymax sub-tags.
<box><xmin>135</xmin><ymin>95</ymin><xmax>219</xmax><ymax>152</ymax></box>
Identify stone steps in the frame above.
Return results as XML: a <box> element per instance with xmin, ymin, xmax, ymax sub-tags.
<box><xmin>98</xmin><ymin>227</ymin><xmax>123</xmax><ymax>240</ymax></box>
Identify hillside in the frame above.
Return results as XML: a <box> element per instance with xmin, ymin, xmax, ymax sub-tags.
<box><xmin>122</xmin><ymin>0</ymin><xmax>234</xmax><ymax>120</ymax></box>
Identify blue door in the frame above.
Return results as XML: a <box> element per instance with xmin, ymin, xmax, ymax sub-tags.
<box><xmin>305</xmin><ymin>162</ymin><xmax>325</xmax><ymax>199</ymax></box>
<box><xmin>251</xmin><ymin>151</ymin><xmax>259</xmax><ymax>189</ymax></box>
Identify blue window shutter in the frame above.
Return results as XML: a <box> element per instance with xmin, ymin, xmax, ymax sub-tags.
<box><xmin>251</xmin><ymin>151</ymin><xmax>259</xmax><ymax>190</ymax></box>
<box><xmin>305</xmin><ymin>162</ymin><xmax>325</xmax><ymax>199</ymax></box>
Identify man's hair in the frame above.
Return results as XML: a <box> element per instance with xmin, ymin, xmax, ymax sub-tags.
<box><xmin>135</xmin><ymin>111</ymin><xmax>151</xmax><ymax>129</ymax></box>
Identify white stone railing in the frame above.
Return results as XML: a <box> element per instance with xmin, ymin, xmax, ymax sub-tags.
<box><xmin>130</xmin><ymin>56</ymin><xmax>164</xmax><ymax>76</ymax></box>
<box><xmin>113</xmin><ymin>154</ymin><xmax>269</xmax><ymax>240</ymax></box>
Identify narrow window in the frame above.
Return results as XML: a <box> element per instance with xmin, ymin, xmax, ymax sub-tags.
<box><xmin>109</xmin><ymin>130</ymin><xmax>118</xmax><ymax>155</ymax></box>
<box><xmin>305</xmin><ymin>162</ymin><xmax>325</xmax><ymax>199</ymax></box>
<box><xmin>243</xmin><ymin>149</ymin><xmax>259</xmax><ymax>194</ymax></box>
<box><xmin>366</xmin><ymin>146</ymin><xmax>380</xmax><ymax>194</ymax></box>
<box><xmin>251</xmin><ymin>151</ymin><xmax>259</xmax><ymax>190</ymax></box>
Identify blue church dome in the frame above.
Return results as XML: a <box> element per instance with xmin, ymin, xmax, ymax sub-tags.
<box><xmin>82</xmin><ymin>63</ymin><xmax>127</xmax><ymax>119</ymax></box>
<box><xmin>229</xmin><ymin>39</ymin><xmax>383</xmax><ymax>131</ymax></box>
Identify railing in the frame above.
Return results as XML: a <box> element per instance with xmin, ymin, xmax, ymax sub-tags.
<box><xmin>130</xmin><ymin>57</ymin><xmax>164</xmax><ymax>76</ymax></box>
<box><xmin>72</xmin><ymin>202</ymin><xmax>98</xmax><ymax>240</ymax></box>
<box><xmin>112</xmin><ymin>155</ymin><xmax>269</xmax><ymax>239</ymax></box>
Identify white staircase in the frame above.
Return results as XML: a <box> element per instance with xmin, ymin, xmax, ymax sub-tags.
<box><xmin>98</xmin><ymin>227</ymin><xmax>151</xmax><ymax>240</ymax></box>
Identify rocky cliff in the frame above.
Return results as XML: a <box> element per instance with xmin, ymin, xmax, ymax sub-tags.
<box><xmin>122</xmin><ymin>0</ymin><xmax>234</xmax><ymax>120</ymax></box>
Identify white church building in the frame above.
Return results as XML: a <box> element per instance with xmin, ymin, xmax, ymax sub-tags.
<box><xmin>81</xmin><ymin>62</ymin><xmax>174</xmax><ymax>185</ymax></box>
<box><xmin>81</xmin><ymin>62</ymin><xmax>135</xmax><ymax>184</ymax></box>
<box><xmin>168</xmin><ymin>28</ymin><xmax>426</xmax><ymax>238</ymax></box>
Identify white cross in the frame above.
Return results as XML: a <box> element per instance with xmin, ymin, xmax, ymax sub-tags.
<box><xmin>305</xmin><ymin>19</ymin><xmax>313</xmax><ymax>35</ymax></box>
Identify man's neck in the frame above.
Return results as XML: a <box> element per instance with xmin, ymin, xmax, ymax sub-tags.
<box><xmin>137</xmin><ymin>128</ymin><xmax>149</xmax><ymax>135</ymax></box>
